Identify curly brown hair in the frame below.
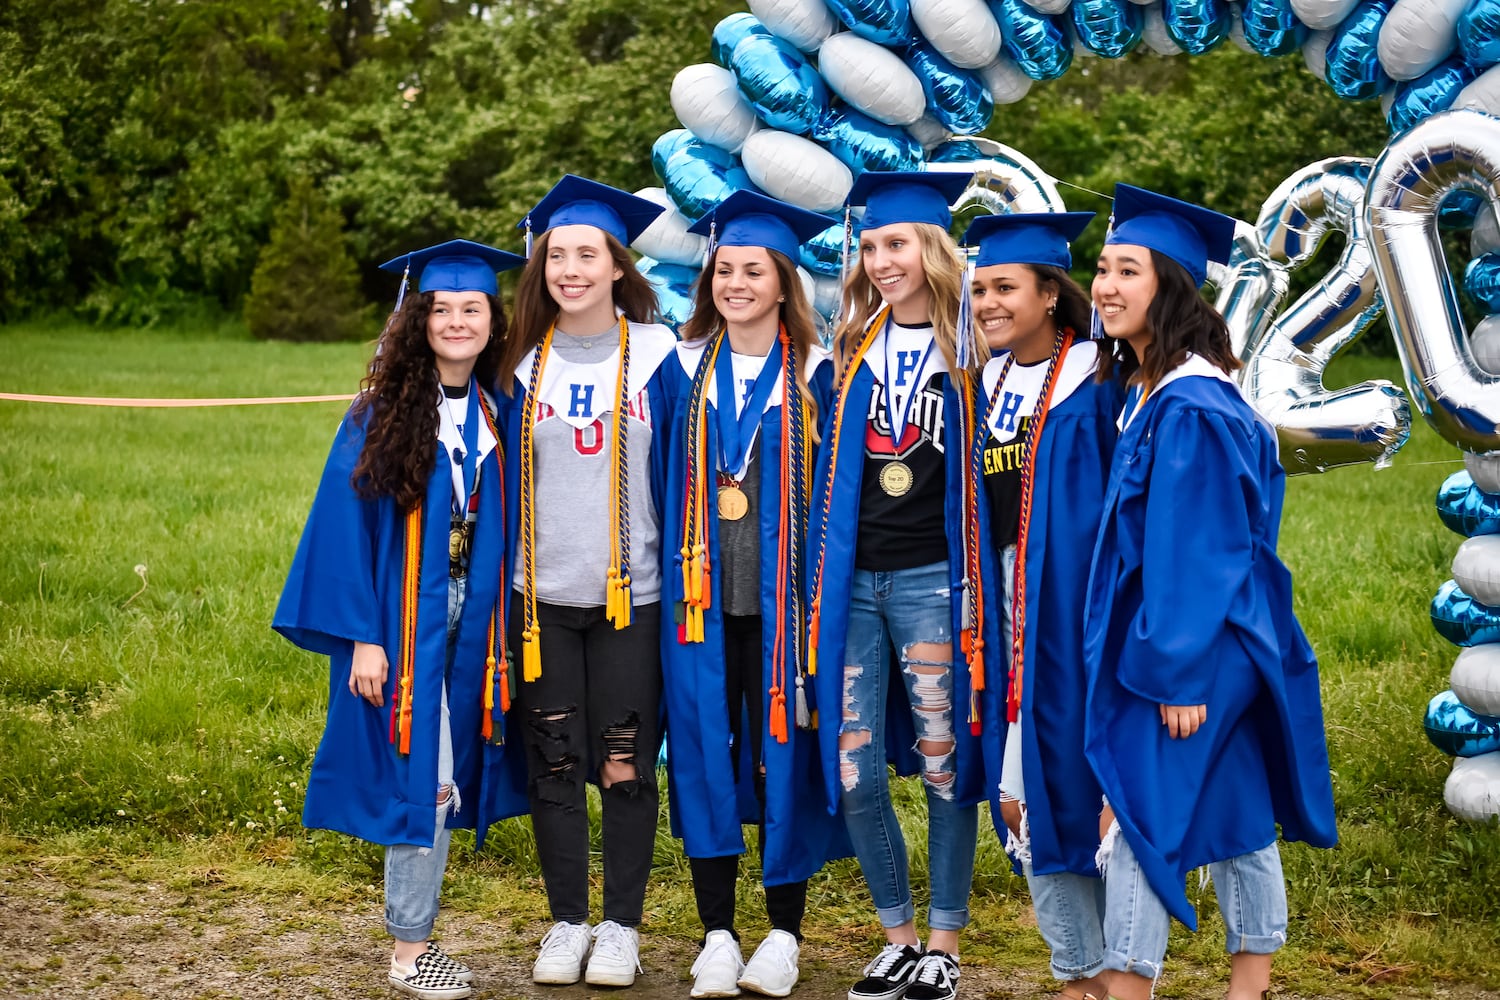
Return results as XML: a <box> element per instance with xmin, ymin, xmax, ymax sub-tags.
<box><xmin>497</xmin><ymin>228</ymin><xmax>661</xmax><ymax>394</ymax></box>
<box><xmin>350</xmin><ymin>291</ymin><xmax>508</xmax><ymax>510</ymax></box>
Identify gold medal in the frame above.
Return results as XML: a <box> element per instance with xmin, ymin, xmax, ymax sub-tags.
<box><xmin>878</xmin><ymin>460</ymin><xmax>913</xmax><ymax>497</ymax></box>
<box><xmin>717</xmin><ymin>484</ymin><xmax>749</xmax><ymax>521</ymax></box>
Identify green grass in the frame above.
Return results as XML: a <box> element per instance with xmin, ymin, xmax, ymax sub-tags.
<box><xmin>1</xmin><ymin>319</ymin><xmax>1497</xmax><ymax>995</ymax></box>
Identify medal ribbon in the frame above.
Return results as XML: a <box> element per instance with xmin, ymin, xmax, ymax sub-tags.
<box><xmin>715</xmin><ymin>340</ymin><xmax>784</xmax><ymax>480</ymax></box>
<box><xmin>450</xmin><ymin>379</ymin><xmax>480</xmax><ymax>514</ymax></box>
<box><xmin>883</xmin><ymin>322</ymin><xmax>936</xmax><ymax>444</ymax></box>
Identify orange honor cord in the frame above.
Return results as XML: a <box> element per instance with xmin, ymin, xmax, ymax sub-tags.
<box><xmin>606</xmin><ymin>316</ymin><xmax>634</xmax><ymax>629</ymax></box>
<box><xmin>479</xmin><ymin>395</ymin><xmax>510</xmax><ymax>742</ymax></box>
<box><xmin>395</xmin><ymin>502</ymin><xmax>423</xmax><ymax>755</ymax></box>
<box><xmin>958</xmin><ymin>373</ymin><xmax>986</xmax><ymax>702</ymax></box>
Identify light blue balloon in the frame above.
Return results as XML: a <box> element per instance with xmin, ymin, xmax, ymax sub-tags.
<box><xmin>1424</xmin><ymin>689</ymin><xmax>1500</xmax><ymax>757</ymax></box>
<box><xmin>1437</xmin><ymin>471</ymin><xmax>1500</xmax><ymax>536</ymax></box>
<box><xmin>1072</xmin><ymin>0</ymin><xmax>1144</xmax><ymax>58</ymax></box>
<box><xmin>663</xmin><ymin>142</ymin><xmax>760</xmax><ymax>222</ymax></box>
<box><xmin>990</xmin><ymin>0</ymin><xmax>1073</xmax><ymax>80</ymax></box>
<box><xmin>1459</xmin><ymin>0</ymin><xmax>1500</xmax><ymax>69</ymax></box>
<box><xmin>1240</xmin><ymin>0</ymin><xmax>1307</xmax><ymax>56</ymax></box>
<box><xmin>929</xmin><ymin>139</ymin><xmax>987</xmax><ymax>162</ymax></box>
<box><xmin>653</xmin><ymin>129</ymin><xmax>696</xmax><ymax>183</ymax></box>
<box><xmin>1432</xmin><ymin>579</ymin><xmax>1500</xmax><ymax>646</ymax></box>
<box><xmin>713</xmin><ymin>12</ymin><xmax>771</xmax><ymax>68</ymax></box>
<box><xmin>1440</xmin><ymin>189</ymin><xmax>1486</xmax><ymax>230</ymax></box>
<box><xmin>1466</xmin><ymin>252</ymin><xmax>1500</xmax><ymax>311</ymax></box>
<box><xmin>905</xmin><ymin>41</ymin><xmax>995</xmax><ymax>134</ymax></box>
<box><xmin>638</xmin><ymin>257</ymin><xmax>700</xmax><ymax>331</ymax></box>
<box><xmin>826</xmin><ymin>0</ymin><xmax>914</xmax><ymax>45</ymax></box>
<box><xmin>800</xmin><ymin>219</ymin><xmax>851</xmax><ymax>276</ymax></box>
<box><xmin>813</xmin><ymin>106</ymin><xmax>923</xmax><ymax>177</ymax></box>
<box><xmin>731</xmin><ymin>33</ymin><xmax>829</xmax><ymax>135</ymax></box>
<box><xmin>1324</xmin><ymin>0</ymin><xmax>1394</xmax><ymax>100</ymax></box>
<box><xmin>1162</xmin><ymin>0</ymin><xmax>1231</xmax><ymax>54</ymax></box>
<box><xmin>1388</xmin><ymin>57</ymin><xmax>1478</xmax><ymax>133</ymax></box>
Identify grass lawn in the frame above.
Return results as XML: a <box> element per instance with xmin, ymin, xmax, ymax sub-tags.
<box><xmin>1</xmin><ymin>318</ymin><xmax>1497</xmax><ymax>997</ymax></box>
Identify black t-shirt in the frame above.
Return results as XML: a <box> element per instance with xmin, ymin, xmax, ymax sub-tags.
<box><xmin>855</xmin><ymin>368</ymin><xmax>949</xmax><ymax>571</ymax></box>
<box><xmin>982</xmin><ymin>416</ymin><xmax>1029</xmax><ymax>551</ymax></box>
<box><xmin>718</xmin><ymin>443</ymin><xmax>762</xmax><ymax>617</ymax></box>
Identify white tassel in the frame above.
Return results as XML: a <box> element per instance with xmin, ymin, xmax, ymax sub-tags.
<box><xmin>795</xmin><ymin>674</ymin><xmax>811</xmax><ymax>729</ymax></box>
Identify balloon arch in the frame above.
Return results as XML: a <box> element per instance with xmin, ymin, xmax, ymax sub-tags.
<box><xmin>628</xmin><ymin>0</ymin><xmax>1500</xmax><ymax>820</ymax></box>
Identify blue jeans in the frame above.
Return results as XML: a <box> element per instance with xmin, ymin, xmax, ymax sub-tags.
<box><xmin>1025</xmin><ymin>865</ymin><xmax>1107</xmax><ymax>980</ymax></box>
<box><xmin>1101</xmin><ymin>831</ymin><xmax>1288</xmax><ymax>979</ymax></box>
<box><xmin>839</xmin><ymin>561</ymin><xmax>979</xmax><ymax>932</ymax></box>
<box><xmin>384</xmin><ymin>575</ymin><xmax>464</xmax><ymax>942</ymax></box>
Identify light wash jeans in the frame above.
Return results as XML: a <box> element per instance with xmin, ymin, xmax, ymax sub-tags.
<box><xmin>839</xmin><ymin>561</ymin><xmax>979</xmax><ymax>932</ymax></box>
<box><xmin>1101</xmin><ymin>830</ymin><xmax>1288</xmax><ymax>979</ymax></box>
<box><xmin>384</xmin><ymin>575</ymin><xmax>463</xmax><ymax>942</ymax></box>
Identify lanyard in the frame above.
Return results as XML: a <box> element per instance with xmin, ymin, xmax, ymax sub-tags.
<box><xmin>883</xmin><ymin>321</ymin><xmax>936</xmax><ymax>443</ymax></box>
<box><xmin>715</xmin><ymin>339</ymin><xmax>784</xmax><ymax>479</ymax></box>
<box><xmin>1121</xmin><ymin>382</ymin><xmax>1145</xmax><ymax>431</ymax></box>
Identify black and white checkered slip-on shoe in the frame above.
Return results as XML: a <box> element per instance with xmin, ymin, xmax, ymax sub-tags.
<box><xmin>424</xmin><ymin>941</ymin><xmax>473</xmax><ymax>983</ymax></box>
<box><xmin>388</xmin><ymin>950</ymin><xmax>473</xmax><ymax>999</ymax></box>
<box><xmin>848</xmin><ymin>942</ymin><xmax>923</xmax><ymax>1000</ymax></box>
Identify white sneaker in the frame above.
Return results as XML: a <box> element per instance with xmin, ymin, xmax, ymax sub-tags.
<box><xmin>531</xmin><ymin>920</ymin><xmax>591</xmax><ymax>985</ymax></box>
<box><xmin>691</xmin><ymin>929</ymin><xmax>745</xmax><ymax>997</ymax></box>
<box><xmin>585</xmin><ymin>920</ymin><xmax>643</xmax><ymax>987</ymax></box>
<box><xmin>738</xmin><ymin>929</ymin><xmax>800</xmax><ymax>997</ymax></box>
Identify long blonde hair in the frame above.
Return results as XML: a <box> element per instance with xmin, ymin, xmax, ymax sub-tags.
<box><xmin>832</xmin><ymin>222</ymin><xmax>981</xmax><ymax>376</ymax></box>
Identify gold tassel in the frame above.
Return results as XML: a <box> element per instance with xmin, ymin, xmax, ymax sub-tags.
<box><xmin>523</xmin><ymin>629</ymin><xmax>541</xmax><ymax>682</ymax></box>
<box><xmin>482</xmin><ymin>656</ymin><xmax>496</xmax><ymax>740</ymax></box>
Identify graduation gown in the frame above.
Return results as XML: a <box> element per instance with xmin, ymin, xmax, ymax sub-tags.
<box><xmin>1081</xmin><ymin>357</ymin><xmax>1338</xmax><ymax>929</ymax></box>
<box><xmin>655</xmin><ymin>340</ymin><xmax>850</xmax><ymax>886</ymax></box>
<box><xmin>806</xmin><ymin>355</ymin><xmax>985</xmax><ymax>812</ymax></box>
<box><xmin>973</xmin><ymin>343</ymin><xmax>1124</xmax><ymax>877</ymax></box>
<box><xmin>274</xmin><ymin>397</ymin><xmax>529</xmax><ymax>849</ymax></box>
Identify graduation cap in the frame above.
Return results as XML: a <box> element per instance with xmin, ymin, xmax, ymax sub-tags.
<box><xmin>518</xmin><ymin>174</ymin><xmax>666</xmax><ymax>250</ymax></box>
<box><xmin>378</xmin><ymin>238</ymin><xmax>526</xmax><ymax>305</ymax></box>
<box><xmin>686</xmin><ymin>189</ymin><xmax>832</xmax><ymax>262</ymax></box>
<box><xmin>846</xmin><ymin>169</ymin><xmax>974</xmax><ymax>232</ymax></box>
<box><xmin>962</xmin><ymin>211</ymin><xmax>1096</xmax><ymax>270</ymax></box>
<box><xmin>1104</xmin><ymin>183</ymin><xmax>1236</xmax><ymax>287</ymax></box>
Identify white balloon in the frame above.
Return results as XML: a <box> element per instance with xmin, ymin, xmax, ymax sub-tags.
<box><xmin>977</xmin><ymin>55</ymin><xmax>1034</xmax><ymax>104</ymax></box>
<box><xmin>1377</xmin><ymin>0</ymin><xmax>1466</xmax><ymax>81</ymax></box>
<box><xmin>817</xmin><ymin>32</ymin><xmax>927</xmax><ymax>125</ymax></box>
<box><xmin>632</xmin><ymin>188</ymin><xmax>710</xmax><ymax>267</ymax></box>
<box><xmin>1303</xmin><ymin>29</ymin><xmax>1334</xmax><ymax>82</ymax></box>
<box><xmin>1465</xmin><ymin>450</ymin><xmax>1500</xmax><ymax>494</ymax></box>
<box><xmin>671</xmin><ymin>64</ymin><xmax>760</xmax><ymax>154</ymax></box>
<box><xmin>1141</xmin><ymin>2</ymin><xmax>1186</xmax><ymax>55</ymax></box>
<box><xmin>1229</xmin><ymin>3</ymin><xmax>1257</xmax><ymax>53</ymax></box>
<box><xmin>811</xmin><ymin>272</ymin><xmax>844</xmax><ymax>323</ymax></box>
<box><xmin>1474</xmin><ymin>315</ymin><xmax>1500</xmax><ymax>377</ymax></box>
<box><xmin>906</xmin><ymin>113</ymin><xmax>954</xmax><ymax>150</ymax></box>
<box><xmin>1024</xmin><ymin>0</ymin><xmax>1073</xmax><ymax>14</ymax></box>
<box><xmin>741</xmin><ymin>130</ymin><xmax>854</xmax><ymax>212</ymax></box>
<box><xmin>1451</xmin><ymin>645</ymin><xmax>1500</xmax><ymax>717</ymax></box>
<box><xmin>1444</xmin><ymin>752</ymin><xmax>1500</xmax><ymax>822</ymax></box>
<box><xmin>911</xmin><ymin>0</ymin><xmax>1004</xmax><ymax>68</ymax></box>
<box><xmin>1455</xmin><ymin>64</ymin><xmax>1500</xmax><ymax>117</ymax></box>
<box><xmin>1290</xmin><ymin>0</ymin><xmax>1360</xmax><ymax>30</ymax></box>
<box><xmin>1380</xmin><ymin>86</ymin><xmax>1397</xmax><ymax>117</ymax></box>
<box><xmin>1453</xmin><ymin>535</ymin><xmax>1500</xmax><ymax>606</ymax></box>
<box><xmin>1472</xmin><ymin>205</ymin><xmax>1500</xmax><ymax>257</ymax></box>
<box><xmin>749</xmin><ymin>0</ymin><xmax>837</xmax><ymax>51</ymax></box>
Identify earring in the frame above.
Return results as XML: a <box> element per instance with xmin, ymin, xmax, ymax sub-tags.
<box><xmin>777</xmin><ymin>295</ymin><xmax>785</xmax><ymax>302</ymax></box>
<box><xmin>1047</xmin><ymin>302</ymin><xmax>1056</xmax><ymax>315</ymax></box>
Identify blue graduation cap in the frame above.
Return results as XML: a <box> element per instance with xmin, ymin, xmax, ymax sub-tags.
<box><xmin>962</xmin><ymin>211</ymin><xmax>1096</xmax><ymax>270</ymax></box>
<box><xmin>686</xmin><ymin>189</ymin><xmax>832</xmax><ymax>262</ymax></box>
<box><xmin>846</xmin><ymin>169</ymin><xmax>973</xmax><ymax>232</ymax></box>
<box><xmin>1104</xmin><ymin>184</ymin><xmax>1236</xmax><ymax>287</ymax></box>
<box><xmin>378</xmin><ymin>238</ymin><xmax>525</xmax><ymax>298</ymax></box>
<box><xmin>518</xmin><ymin>174</ymin><xmax>666</xmax><ymax>247</ymax></box>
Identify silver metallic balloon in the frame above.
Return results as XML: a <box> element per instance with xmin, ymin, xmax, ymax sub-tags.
<box><xmin>1387</xmin><ymin>57</ymin><xmax>1477</xmax><ymax>134</ymax></box>
<box><xmin>1433</xmin><ymin>578</ymin><xmax>1500</xmax><ymax>645</ymax></box>
<box><xmin>813</xmin><ymin>106</ymin><xmax>925</xmax><ymax>176</ymax></box>
<box><xmin>1213</xmin><ymin>222</ymin><xmax>1288</xmax><ymax>361</ymax></box>
<box><xmin>1073</xmin><ymin>0</ymin><xmax>1146</xmax><ymax>56</ymax></box>
<box><xmin>1324</xmin><ymin>0</ymin><xmax>1395</xmax><ymax>100</ymax></box>
<box><xmin>1459</xmin><ymin>0</ymin><xmax>1500</xmax><ymax>68</ymax></box>
<box><xmin>827</xmin><ymin>0</ymin><xmax>916</xmax><ymax>44</ymax></box>
<box><xmin>925</xmin><ymin>136</ymin><xmax>1069</xmax><ymax>216</ymax></box>
<box><xmin>1365</xmin><ymin>108</ymin><xmax>1500</xmax><ymax>453</ymax></box>
<box><xmin>1424</xmin><ymin>689</ymin><xmax>1500</xmax><ymax>756</ymax></box>
<box><xmin>905</xmin><ymin>41</ymin><xmax>996</xmax><ymax>133</ymax></box>
<box><xmin>1240</xmin><ymin>0</ymin><xmax>1309</xmax><ymax>55</ymax></box>
<box><xmin>1438</xmin><ymin>470</ymin><xmax>1500</xmax><ymax>536</ymax></box>
<box><xmin>990</xmin><ymin>0</ymin><xmax>1075</xmax><ymax>80</ymax></box>
<box><xmin>731</xmin><ymin>33</ymin><xmax>829</xmax><ymax>135</ymax></box>
<box><xmin>638</xmin><ymin>257</ymin><xmax>700</xmax><ymax>331</ymax></box>
<box><xmin>1466</xmin><ymin>252</ymin><xmax>1500</xmax><ymax>312</ymax></box>
<box><xmin>713</xmin><ymin>12</ymin><xmax>771</xmax><ymax>67</ymax></box>
<box><xmin>1163</xmin><ymin>0</ymin><xmax>1233</xmax><ymax>52</ymax></box>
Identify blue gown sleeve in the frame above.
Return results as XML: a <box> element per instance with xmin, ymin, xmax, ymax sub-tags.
<box><xmin>273</xmin><ymin>411</ymin><xmax>382</xmax><ymax>656</ymax></box>
<box><xmin>1118</xmin><ymin>406</ymin><xmax>1257</xmax><ymax>707</ymax></box>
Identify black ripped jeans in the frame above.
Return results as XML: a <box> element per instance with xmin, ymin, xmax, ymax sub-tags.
<box><xmin>512</xmin><ymin>599</ymin><xmax>663</xmax><ymax>927</ymax></box>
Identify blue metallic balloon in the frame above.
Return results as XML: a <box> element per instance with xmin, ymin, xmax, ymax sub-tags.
<box><xmin>638</xmin><ymin>257</ymin><xmax>700</xmax><ymax>331</ymax></box>
<box><xmin>1388</xmin><ymin>57</ymin><xmax>1478</xmax><ymax>134</ymax></box>
<box><xmin>990</xmin><ymin>0</ymin><xmax>1074</xmax><ymax>80</ymax></box>
<box><xmin>813</xmin><ymin>106</ymin><xmax>924</xmax><ymax>177</ymax></box>
<box><xmin>652</xmin><ymin>129</ymin><xmax>696</xmax><ymax>183</ymax></box>
<box><xmin>1459</xmin><ymin>0</ymin><xmax>1500</xmax><ymax>70</ymax></box>
<box><xmin>1441</xmin><ymin>189</ymin><xmax>1487</xmax><ymax>230</ymax></box>
<box><xmin>1424</xmin><ymin>689</ymin><xmax>1500</xmax><ymax>757</ymax></box>
<box><xmin>1162</xmin><ymin>0</ymin><xmax>1231</xmax><ymax>53</ymax></box>
<box><xmin>731</xmin><ymin>33</ymin><xmax>829</xmax><ymax>135</ymax></box>
<box><xmin>1465</xmin><ymin>252</ymin><xmax>1500</xmax><ymax>311</ymax></box>
<box><xmin>713</xmin><ymin>12</ymin><xmax>771</xmax><ymax>68</ymax></box>
<box><xmin>662</xmin><ymin>143</ymin><xmax>760</xmax><ymax>221</ymax></box>
<box><xmin>1437</xmin><ymin>471</ymin><xmax>1500</xmax><ymax>536</ymax></box>
<box><xmin>1324</xmin><ymin>0</ymin><xmax>1394</xmax><ymax>100</ymax></box>
<box><xmin>1072</xmin><ymin>0</ymin><xmax>1144</xmax><ymax>57</ymax></box>
<box><xmin>928</xmin><ymin>139</ymin><xmax>987</xmax><ymax>162</ymax></box>
<box><xmin>800</xmin><ymin>219</ymin><xmax>851</xmax><ymax>276</ymax></box>
<box><xmin>1240</xmin><ymin>0</ymin><xmax>1307</xmax><ymax>56</ymax></box>
<box><xmin>1432</xmin><ymin>578</ymin><xmax>1500</xmax><ymax>646</ymax></box>
<box><xmin>826</xmin><ymin>0</ymin><xmax>915</xmax><ymax>45</ymax></box>
<box><xmin>905</xmin><ymin>41</ymin><xmax>995</xmax><ymax>134</ymax></box>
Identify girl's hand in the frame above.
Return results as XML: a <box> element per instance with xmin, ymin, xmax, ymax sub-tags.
<box><xmin>350</xmin><ymin>641</ymin><xmax>389</xmax><ymax>707</ymax></box>
<box><xmin>1098</xmin><ymin>801</ymin><xmax>1115</xmax><ymax>842</ymax></box>
<box><xmin>1160</xmin><ymin>703</ymin><xmax>1207</xmax><ymax>738</ymax></box>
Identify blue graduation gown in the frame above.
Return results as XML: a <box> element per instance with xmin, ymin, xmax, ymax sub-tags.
<box><xmin>1081</xmin><ymin>370</ymin><xmax>1338</xmax><ymax>929</ymax></box>
<box><xmin>806</xmin><ymin>359</ymin><xmax>985</xmax><ymax>811</ymax></box>
<box><xmin>274</xmin><ymin>403</ymin><xmax>529</xmax><ymax>850</ymax></box>
<box><xmin>974</xmin><ymin>367</ymin><xmax>1123</xmax><ymax>876</ymax></box>
<box><xmin>655</xmin><ymin>344</ymin><xmax>850</xmax><ymax>886</ymax></box>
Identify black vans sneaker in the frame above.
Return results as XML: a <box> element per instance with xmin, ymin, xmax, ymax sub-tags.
<box><xmin>848</xmin><ymin>942</ymin><xmax>923</xmax><ymax>1000</ymax></box>
<box><xmin>904</xmin><ymin>950</ymin><xmax>959</xmax><ymax>1000</ymax></box>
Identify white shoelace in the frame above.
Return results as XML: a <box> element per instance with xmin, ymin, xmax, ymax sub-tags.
<box><xmin>863</xmin><ymin>942</ymin><xmax>914</xmax><ymax>977</ymax></box>
<box><xmin>691</xmin><ymin>934</ymin><xmax>740</xmax><ymax>976</ymax></box>
<box><xmin>913</xmin><ymin>954</ymin><xmax>958</xmax><ymax>987</ymax></box>
<box><xmin>538</xmin><ymin>921</ymin><xmax>590</xmax><ymax>958</ymax></box>
<box><xmin>592</xmin><ymin>921</ymin><xmax>643</xmax><ymax>973</ymax></box>
<box><xmin>756</xmin><ymin>935</ymin><xmax>798</xmax><ymax>976</ymax></box>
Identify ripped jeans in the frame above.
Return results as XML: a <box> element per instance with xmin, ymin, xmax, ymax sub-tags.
<box><xmin>512</xmin><ymin>599</ymin><xmax>663</xmax><ymax>927</ymax></box>
<box><xmin>839</xmin><ymin>561</ymin><xmax>979</xmax><ymax>932</ymax></box>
